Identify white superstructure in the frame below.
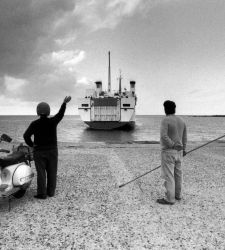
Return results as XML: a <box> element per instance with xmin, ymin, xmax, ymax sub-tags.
<box><xmin>78</xmin><ymin>52</ymin><xmax>137</xmax><ymax>130</ymax></box>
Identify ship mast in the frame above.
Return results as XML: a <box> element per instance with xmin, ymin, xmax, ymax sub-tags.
<box><xmin>108</xmin><ymin>51</ymin><xmax>111</xmax><ymax>93</ymax></box>
<box><xmin>119</xmin><ymin>69</ymin><xmax>122</xmax><ymax>94</ymax></box>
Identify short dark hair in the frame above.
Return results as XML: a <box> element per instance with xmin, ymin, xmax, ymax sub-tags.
<box><xmin>163</xmin><ymin>100</ymin><xmax>176</xmax><ymax>115</ymax></box>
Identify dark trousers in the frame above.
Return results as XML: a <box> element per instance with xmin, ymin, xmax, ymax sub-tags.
<box><xmin>33</xmin><ymin>148</ymin><xmax>58</xmax><ymax>196</ymax></box>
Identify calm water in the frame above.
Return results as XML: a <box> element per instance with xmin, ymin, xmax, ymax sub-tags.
<box><xmin>0</xmin><ymin>115</ymin><xmax>225</xmax><ymax>143</ymax></box>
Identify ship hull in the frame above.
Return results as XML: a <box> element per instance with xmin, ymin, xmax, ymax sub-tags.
<box><xmin>84</xmin><ymin>121</ymin><xmax>135</xmax><ymax>130</ymax></box>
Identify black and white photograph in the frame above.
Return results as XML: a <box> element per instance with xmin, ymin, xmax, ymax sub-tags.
<box><xmin>0</xmin><ymin>0</ymin><xmax>225</xmax><ymax>249</ymax></box>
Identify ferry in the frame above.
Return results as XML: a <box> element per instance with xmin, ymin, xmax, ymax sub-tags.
<box><xmin>78</xmin><ymin>52</ymin><xmax>137</xmax><ymax>130</ymax></box>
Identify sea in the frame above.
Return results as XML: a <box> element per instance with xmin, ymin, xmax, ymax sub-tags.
<box><xmin>0</xmin><ymin>115</ymin><xmax>225</xmax><ymax>144</ymax></box>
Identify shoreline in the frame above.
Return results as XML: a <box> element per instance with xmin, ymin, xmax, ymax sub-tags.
<box><xmin>1</xmin><ymin>142</ymin><xmax>225</xmax><ymax>249</ymax></box>
<box><xmin>58</xmin><ymin>139</ymin><xmax>225</xmax><ymax>150</ymax></box>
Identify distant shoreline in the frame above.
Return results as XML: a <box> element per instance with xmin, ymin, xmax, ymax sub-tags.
<box><xmin>190</xmin><ymin>115</ymin><xmax>225</xmax><ymax>117</ymax></box>
<box><xmin>0</xmin><ymin>114</ymin><xmax>225</xmax><ymax>117</ymax></box>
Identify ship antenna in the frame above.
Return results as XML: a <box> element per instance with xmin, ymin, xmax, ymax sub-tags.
<box><xmin>119</xmin><ymin>69</ymin><xmax>122</xmax><ymax>94</ymax></box>
<box><xmin>108</xmin><ymin>51</ymin><xmax>111</xmax><ymax>93</ymax></box>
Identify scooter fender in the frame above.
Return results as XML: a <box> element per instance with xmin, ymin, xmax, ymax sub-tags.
<box><xmin>1</xmin><ymin>163</ymin><xmax>34</xmax><ymax>188</ymax></box>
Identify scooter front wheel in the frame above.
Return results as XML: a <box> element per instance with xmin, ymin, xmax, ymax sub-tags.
<box><xmin>12</xmin><ymin>189</ymin><xmax>27</xmax><ymax>198</ymax></box>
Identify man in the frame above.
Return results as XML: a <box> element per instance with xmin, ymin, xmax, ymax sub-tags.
<box><xmin>157</xmin><ymin>100</ymin><xmax>187</xmax><ymax>205</ymax></box>
<box><xmin>23</xmin><ymin>96</ymin><xmax>71</xmax><ymax>199</ymax></box>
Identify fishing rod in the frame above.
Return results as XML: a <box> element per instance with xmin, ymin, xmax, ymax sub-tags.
<box><xmin>118</xmin><ymin>134</ymin><xmax>225</xmax><ymax>188</ymax></box>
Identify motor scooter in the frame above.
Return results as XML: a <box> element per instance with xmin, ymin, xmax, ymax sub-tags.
<box><xmin>0</xmin><ymin>134</ymin><xmax>34</xmax><ymax>210</ymax></box>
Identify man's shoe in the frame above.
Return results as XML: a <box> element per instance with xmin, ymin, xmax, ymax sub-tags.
<box><xmin>47</xmin><ymin>192</ymin><xmax>55</xmax><ymax>197</ymax></box>
<box><xmin>34</xmin><ymin>194</ymin><xmax>47</xmax><ymax>199</ymax></box>
<box><xmin>156</xmin><ymin>198</ymin><xmax>174</xmax><ymax>205</ymax></box>
<box><xmin>175</xmin><ymin>196</ymin><xmax>182</xmax><ymax>201</ymax></box>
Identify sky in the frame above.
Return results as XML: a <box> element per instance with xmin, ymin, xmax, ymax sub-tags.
<box><xmin>0</xmin><ymin>0</ymin><xmax>225</xmax><ymax>115</ymax></box>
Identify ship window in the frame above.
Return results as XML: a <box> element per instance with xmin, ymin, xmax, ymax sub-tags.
<box><xmin>123</xmin><ymin>104</ymin><xmax>130</xmax><ymax>107</ymax></box>
<box><xmin>82</xmin><ymin>104</ymin><xmax>89</xmax><ymax>107</ymax></box>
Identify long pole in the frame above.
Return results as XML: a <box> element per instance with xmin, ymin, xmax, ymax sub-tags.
<box><xmin>118</xmin><ymin>134</ymin><xmax>225</xmax><ymax>188</ymax></box>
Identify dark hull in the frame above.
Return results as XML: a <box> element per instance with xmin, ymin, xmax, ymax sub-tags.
<box><xmin>84</xmin><ymin>121</ymin><xmax>135</xmax><ymax>130</ymax></box>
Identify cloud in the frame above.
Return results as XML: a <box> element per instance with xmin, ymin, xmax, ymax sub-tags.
<box><xmin>4</xmin><ymin>76</ymin><xmax>27</xmax><ymax>92</ymax></box>
<box><xmin>0</xmin><ymin>0</ymin><xmax>88</xmax><ymax>112</ymax></box>
<box><xmin>0</xmin><ymin>0</ymin><xmax>189</xmax><ymax>114</ymax></box>
<box><xmin>189</xmin><ymin>87</ymin><xmax>225</xmax><ymax>99</ymax></box>
<box><xmin>0</xmin><ymin>0</ymin><xmax>76</xmax><ymax>77</ymax></box>
<box><xmin>3</xmin><ymin>67</ymin><xmax>80</xmax><ymax>104</ymax></box>
<box><xmin>55</xmin><ymin>35</ymin><xmax>77</xmax><ymax>47</ymax></box>
<box><xmin>54</xmin><ymin>50</ymin><xmax>86</xmax><ymax>68</ymax></box>
<box><xmin>1</xmin><ymin>49</ymin><xmax>89</xmax><ymax>107</ymax></box>
<box><xmin>75</xmin><ymin>0</ymin><xmax>148</xmax><ymax>31</ymax></box>
<box><xmin>40</xmin><ymin>50</ymin><xmax>86</xmax><ymax>71</ymax></box>
<box><xmin>77</xmin><ymin>76</ymin><xmax>93</xmax><ymax>86</ymax></box>
<box><xmin>0</xmin><ymin>1</ymin><xmax>168</xmax><ymax>90</ymax></box>
<box><xmin>74</xmin><ymin>0</ymin><xmax>182</xmax><ymax>31</ymax></box>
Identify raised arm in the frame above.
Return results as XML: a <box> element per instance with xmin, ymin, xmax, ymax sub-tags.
<box><xmin>53</xmin><ymin>96</ymin><xmax>72</xmax><ymax>124</ymax></box>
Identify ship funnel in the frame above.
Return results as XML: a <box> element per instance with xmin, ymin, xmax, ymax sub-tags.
<box><xmin>95</xmin><ymin>81</ymin><xmax>102</xmax><ymax>96</ymax></box>
<box><xmin>130</xmin><ymin>81</ymin><xmax>136</xmax><ymax>93</ymax></box>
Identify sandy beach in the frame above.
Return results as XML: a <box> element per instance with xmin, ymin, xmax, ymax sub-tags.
<box><xmin>0</xmin><ymin>141</ymin><xmax>225</xmax><ymax>250</ymax></box>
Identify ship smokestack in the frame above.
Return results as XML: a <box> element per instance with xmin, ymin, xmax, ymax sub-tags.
<box><xmin>108</xmin><ymin>51</ymin><xmax>111</xmax><ymax>93</ymax></box>
<box><xmin>130</xmin><ymin>81</ymin><xmax>136</xmax><ymax>94</ymax></box>
<box><xmin>95</xmin><ymin>81</ymin><xmax>102</xmax><ymax>96</ymax></box>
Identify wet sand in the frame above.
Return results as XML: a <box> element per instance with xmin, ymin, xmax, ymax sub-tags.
<box><xmin>0</xmin><ymin>141</ymin><xmax>225</xmax><ymax>249</ymax></box>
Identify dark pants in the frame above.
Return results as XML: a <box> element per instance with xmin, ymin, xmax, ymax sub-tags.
<box><xmin>33</xmin><ymin>148</ymin><xmax>58</xmax><ymax>197</ymax></box>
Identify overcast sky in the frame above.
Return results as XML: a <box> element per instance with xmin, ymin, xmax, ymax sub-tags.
<box><xmin>0</xmin><ymin>0</ymin><xmax>225</xmax><ymax>115</ymax></box>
